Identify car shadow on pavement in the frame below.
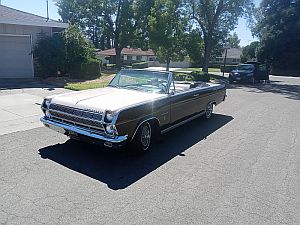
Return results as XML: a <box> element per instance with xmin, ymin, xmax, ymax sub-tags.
<box><xmin>39</xmin><ymin>113</ymin><xmax>233</xmax><ymax>190</ymax></box>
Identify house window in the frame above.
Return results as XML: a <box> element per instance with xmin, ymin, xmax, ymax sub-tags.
<box><xmin>127</xmin><ymin>55</ymin><xmax>132</xmax><ymax>61</ymax></box>
<box><xmin>132</xmin><ymin>55</ymin><xmax>137</xmax><ymax>60</ymax></box>
<box><xmin>137</xmin><ymin>55</ymin><xmax>142</xmax><ymax>61</ymax></box>
<box><xmin>149</xmin><ymin>57</ymin><xmax>154</xmax><ymax>61</ymax></box>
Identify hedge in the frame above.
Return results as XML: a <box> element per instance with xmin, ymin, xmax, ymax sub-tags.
<box><xmin>70</xmin><ymin>60</ymin><xmax>100</xmax><ymax>79</ymax></box>
<box><xmin>173</xmin><ymin>72</ymin><xmax>210</xmax><ymax>82</ymax></box>
<box><xmin>190</xmin><ymin>71</ymin><xmax>210</xmax><ymax>82</ymax></box>
<box><xmin>132</xmin><ymin>62</ymin><xmax>148</xmax><ymax>69</ymax></box>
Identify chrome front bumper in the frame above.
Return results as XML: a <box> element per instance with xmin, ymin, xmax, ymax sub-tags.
<box><xmin>40</xmin><ymin>117</ymin><xmax>128</xmax><ymax>145</ymax></box>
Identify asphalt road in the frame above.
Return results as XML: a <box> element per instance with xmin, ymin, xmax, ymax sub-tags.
<box><xmin>0</xmin><ymin>76</ymin><xmax>299</xmax><ymax>225</ymax></box>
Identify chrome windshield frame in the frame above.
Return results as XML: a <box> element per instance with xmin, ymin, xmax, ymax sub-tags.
<box><xmin>108</xmin><ymin>69</ymin><xmax>172</xmax><ymax>95</ymax></box>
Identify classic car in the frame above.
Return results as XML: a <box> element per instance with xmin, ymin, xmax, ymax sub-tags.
<box><xmin>229</xmin><ymin>62</ymin><xmax>270</xmax><ymax>84</ymax></box>
<box><xmin>41</xmin><ymin>69</ymin><xmax>226</xmax><ymax>152</ymax></box>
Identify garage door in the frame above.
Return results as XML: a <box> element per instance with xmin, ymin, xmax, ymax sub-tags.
<box><xmin>0</xmin><ymin>35</ymin><xmax>33</xmax><ymax>78</ymax></box>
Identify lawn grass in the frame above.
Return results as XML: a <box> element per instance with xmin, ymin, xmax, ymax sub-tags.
<box><xmin>64</xmin><ymin>81</ymin><xmax>109</xmax><ymax>91</ymax></box>
<box><xmin>64</xmin><ymin>72</ymin><xmax>114</xmax><ymax>91</ymax></box>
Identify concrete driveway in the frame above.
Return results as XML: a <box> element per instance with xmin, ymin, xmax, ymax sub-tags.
<box><xmin>0</xmin><ymin>79</ymin><xmax>70</xmax><ymax>135</ymax></box>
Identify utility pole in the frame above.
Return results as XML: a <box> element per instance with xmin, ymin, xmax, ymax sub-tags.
<box><xmin>46</xmin><ymin>0</ymin><xmax>49</xmax><ymax>21</ymax></box>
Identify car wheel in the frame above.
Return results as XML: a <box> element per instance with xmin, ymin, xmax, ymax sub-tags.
<box><xmin>205</xmin><ymin>102</ymin><xmax>214</xmax><ymax>119</ymax></box>
<box><xmin>131</xmin><ymin>122</ymin><xmax>152</xmax><ymax>153</ymax></box>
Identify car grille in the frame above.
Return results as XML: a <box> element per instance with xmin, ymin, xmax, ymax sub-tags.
<box><xmin>48</xmin><ymin>104</ymin><xmax>105</xmax><ymax>131</ymax></box>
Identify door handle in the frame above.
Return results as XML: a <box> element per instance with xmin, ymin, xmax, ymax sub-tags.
<box><xmin>193</xmin><ymin>94</ymin><xmax>200</xmax><ymax>97</ymax></box>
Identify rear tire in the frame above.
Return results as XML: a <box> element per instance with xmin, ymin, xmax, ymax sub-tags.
<box><xmin>131</xmin><ymin>122</ymin><xmax>152</xmax><ymax>153</ymax></box>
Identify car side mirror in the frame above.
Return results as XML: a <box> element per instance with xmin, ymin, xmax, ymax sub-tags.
<box><xmin>169</xmin><ymin>90</ymin><xmax>175</xmax><ymax>96</ymax></box>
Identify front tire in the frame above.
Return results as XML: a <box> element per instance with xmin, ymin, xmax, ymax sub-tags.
<box><xmin>131</xmin><ymin>122</ymin><xmax>152</xmax><ymax>153</ymax></box>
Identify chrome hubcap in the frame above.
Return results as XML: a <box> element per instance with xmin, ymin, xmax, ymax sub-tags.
<box><xmin>206</xmin><ymin>103</ymin><xmax>213</xmax><ymax>118</ymax></box>
<box><xmin>141</xmin><ymin>124</ymin><xmax>151</xmax><ymax>150</ymax></box>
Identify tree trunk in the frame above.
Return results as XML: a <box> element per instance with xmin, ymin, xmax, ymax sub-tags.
<box><xmin>203</xmin><ymin>36</ymin><xmax>212</xmax><ymax>73</ymax></box>
<box><xmin>166</xmin><ymin>57</ymin><xmax>170</xmax><ymax>71</ymax></box>
<box><xmin>115</xmin><ymin>47</ymin><xmax>122</xmax><ymax>70</ymax></box>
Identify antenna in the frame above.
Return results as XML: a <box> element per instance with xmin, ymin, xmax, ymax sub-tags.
<box><xmin>46</xmin><ymin>0</ymin><xmax>49</xmax><ymax>21</ymax></box>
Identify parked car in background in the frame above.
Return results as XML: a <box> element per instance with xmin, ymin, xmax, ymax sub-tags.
<box><xmin>41</xmin><ymin>69</ymin><xmax>226</xmax><ymax>153</ymax></box>
<box><xmin>229</xmin><ymin>62</ymin><xmax>270</xmax><ymax>84</ymax></box>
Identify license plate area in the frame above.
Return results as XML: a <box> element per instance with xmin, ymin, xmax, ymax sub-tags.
<box><xmin>67</xmin><ymin>130</ymin><xmax>79</xmax><ymax>138</ymax></box>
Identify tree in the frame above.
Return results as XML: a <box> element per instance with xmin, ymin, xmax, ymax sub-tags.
<box><xmin>34</xmin><ymin>25</ymin><xmax>98</xmax><ymax>77</ymax></box>
<box><xmin>56</xmin><ymin>0</ymin><xmax>154</xmax><ymax>69</ymax></box>
<box><xmin>185</xmin><ymin>29</ymin><xmax>204</xmax><ymax>67</ymax></box>
<box><xmin>186</xmin><ymin>0</ymin><xmax>254</xmax><ymax>72</ymax></box>
<box><xmin>253</xmin><ymin>0</ymin><xmax>300</xmax><ymax>70</ymax></box>
<box><xmin>240</xmin><ymin>41</ymin><xmax>259</xmax><ymax>63</ymax></box>
<box><xmin>149</xmin><ymin>0</ymin><xmax>187</xmax><ymax>71</ymax></box>
<box><xmin>227</xmin><ymin>32</ymin><xmax>241</xmax><ymax>48</ymax></box>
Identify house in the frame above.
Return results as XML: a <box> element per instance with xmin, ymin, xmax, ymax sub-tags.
<box><xmin>212</xmin><ymin>48</ymin><xmax>243</xmax><ymax>66</ymax></box>
<box><xmin>0</xmin><ymin>5</ymin><xmax>68</xmax><ymax>78</ymax></box>
<box><xmin>96</xmin><ymin>47</ymin><xmax>191</xmax><ymax>68</ymax></box>
<box><xmin>96</xmin><ymin>48</ymin><xmax>156</xmax><ymax>65</ymax></box>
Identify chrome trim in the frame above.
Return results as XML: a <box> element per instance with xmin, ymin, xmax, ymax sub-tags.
<box><xmin>161</xmin><ymin>111</ymin><xmax>205</xmax><ymax>134</ymax></box>
<box><xmin>49</xmin><ymin>109</ymin><xmax>103</xmax><ymax>125</ymax></box>
<box><xmin>41</xmin><ymin>117</ymin><xmax>128</xmax><ymax>143</ymax></box>
<box><xmin>130</xmin><ymin>117</ymin><xmax>160</xmax><ymax>142</ymax></box>
<box><xmin>50</xmin><ymin>115</ymin><xmax>105</xmax><ymax>132</ymax></box>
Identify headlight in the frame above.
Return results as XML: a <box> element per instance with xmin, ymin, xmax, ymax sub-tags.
<box><xmin>44</xmin><ymin>98</ymin><xmax>52</xmax><ymax>108</ymax></box>
<box><xmin>45</xmin><ymin>109</ymin><xmax>51</xmax><ymax>118</ymax></box>
<box><xmin>104</xmin><ymin>111</ymin><xmax>115</xmax><ymax>123</ymax></box>
<box><xmin>105</xmin><ymin>125</ymin><xmax>117</xmax><ymax>135</ymax></box>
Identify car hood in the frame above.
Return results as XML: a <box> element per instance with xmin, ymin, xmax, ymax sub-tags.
<box><xmin>48</xmin><ymin>87</ymin><xmax>165</xmax><ymax>113</ymax></box>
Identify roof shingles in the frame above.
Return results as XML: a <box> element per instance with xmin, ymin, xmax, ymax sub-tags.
<box><xmin>0</xmin><ymin>5</ymin><xmax>68</xmax><ymax>28</ymax></box>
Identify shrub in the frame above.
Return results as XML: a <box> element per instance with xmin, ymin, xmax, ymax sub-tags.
<box><xmin>190</xmin><ymin>71</ymin><xmax>210</xmax><ymax>82</ymax></box>
<box><xmin>70</xmin><ymin>59</ymin><xmax>100</xmax><ymax>79</ymax></box>
<box><xmin>34</xmin><ymin>25</ymin><xmax>98</xmax><ymax>78</ymax></box>
<box><xmin>173</xmin><ymin>72</ymin><xmax>188</xmax><ymax>81</ymax></box>
<box><xmin>132</xmin><ymin>62</ymin><xmax>148</xmax><ymax>69</ymax></box>
<box><xmin>33</xmin><ymin>34</ymin><xmax>65</xmax><ymax>77</ymax></box>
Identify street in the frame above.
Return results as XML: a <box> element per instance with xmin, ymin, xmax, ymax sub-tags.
<box><xmin>0</xmin><ymin>76</ymin><xmax>299</xmax><ymax>225</ymax></box>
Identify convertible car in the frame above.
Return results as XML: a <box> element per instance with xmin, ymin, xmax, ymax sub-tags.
<box><xmin>41</xmin><ymin>69</ymin><xmax>226</xmax><ymax>152</ymax></box>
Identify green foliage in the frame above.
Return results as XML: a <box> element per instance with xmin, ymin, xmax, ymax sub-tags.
<box><xmin>34</xmin><ymin>25</ymin><xmax>99</xmax><ymax>78</ymax></box>
<box><xmin>253</xmin><ymin>0</ymin><xmax>300</xmax><ymax>70</ymax></box>
<box><xmin>241</xmin><ymin>41</ymin><xmax>259</xmax><ymax>63</ymax></box>
<box><xmin>149</xmin><ymin>0</ymin><xmax>187</xmax><ymax>71</ymax></box>
<box><xmin>190</xmin><ymin>71</ymin><xmax>210</xmax><ymax>82</ymax></box>
<box><xmin>63</xmin><ymin>25</ymin><xmax>97</xmax><ymax>71</ymax></box>
<box><xmin>173</xmin><ymin>72</ymin><xmax>210</xmax><ymax>82</ymax></box>
<box><xmin>185</xmin><ymin>29</ymin><xmax>204</xmax><ymax>67</ymax></box>
<box><xmin>227</xmin><ymin>32</ymin><xmax>241</xmax><ymax>48</ymax></box>
<box><xmin>33</xmin><ymin>34</ymin><xmax>65</xmax><ymax>76</ymax></box>
<box><xmin>132</xmin><ymin>62</ymin><xmax>149</xmax><ymax>69</ymax></box>
<box><xmin>56</xmin><ymin>0</ymin><xmax>154</xmax><ymax>69</ymax></box>
<box><xmin>220</xmin><ymin>65</ymin><xmax>237</xmax><ymax>73</ymax></box>
<box><xmin>70</xmin><ymin>60</ymin><xmax>100</xmax><ymax>79</ymax></box>
<box><xmin>185</xmin><ymin>0</ymin><xmax>255</xmax><ymax>72</ymax></box>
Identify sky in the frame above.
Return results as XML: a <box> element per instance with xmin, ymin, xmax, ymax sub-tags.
<box><xmin>1</xmin><ymin>0</ymin><xmax>261</xmax><ymax>47</ymax></box>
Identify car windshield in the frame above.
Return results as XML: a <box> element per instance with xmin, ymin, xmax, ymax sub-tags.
<box><xmin>236</xmin><ymin>65</ymin><xmax>254</xmax><ymax>71</ymax></box>
<box><xmin>109</xmin><ymin>70</ymin><xmax>170</xmax><ymax>94</ymax></box>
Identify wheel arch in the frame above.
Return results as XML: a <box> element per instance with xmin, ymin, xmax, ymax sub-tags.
<box><xmin>130</xmin><ymin>117</ymin><xmax>160</xmax><ymax>142</ymax></box>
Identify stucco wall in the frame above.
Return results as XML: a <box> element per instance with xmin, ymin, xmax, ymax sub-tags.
<box><xmin>0</xmin><ymin>23</ymin><xmax>52</xmax><ymax>44</ymax></box>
